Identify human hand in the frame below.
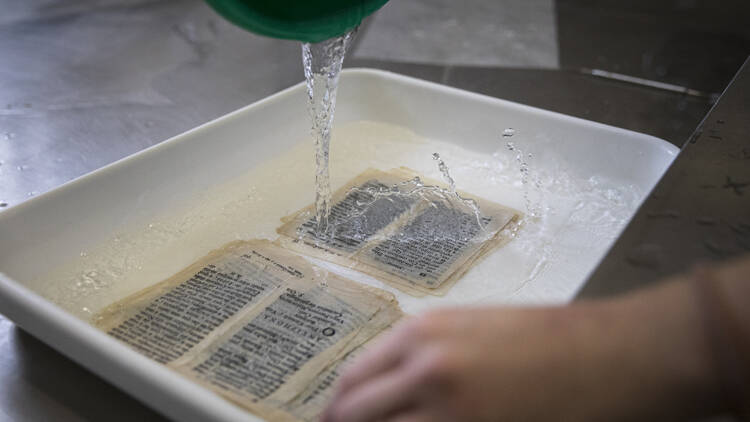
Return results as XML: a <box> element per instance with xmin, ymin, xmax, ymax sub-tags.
<box><xmin>321</xmin><ymin>277</ymin><xmax>727</xmax><ymax>422</ymax></box>
<box><xmin>321</xmin><ymin>306</ymin><xmax>600</xmax><ymax>422</ymax></box>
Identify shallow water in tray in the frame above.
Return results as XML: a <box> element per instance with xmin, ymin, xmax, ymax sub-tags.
<box><xmin>28</xmin><ymin>121</ymin><xmax>643</xmax><ymax>319</ymax></box>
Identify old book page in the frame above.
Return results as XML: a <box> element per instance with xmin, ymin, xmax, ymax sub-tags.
<box><xmin>95</xmin><ymin>241</ymin><xmax>288</xmax><ymax>364</ymax></box>
<box><xmin>95</xmin><ymin>240</ymin><xmax>402</xmax><ymax>421</ymax></box>
<box><xmin>277</xmin><ymin>168</ymin><xmax>522</xmax><ymax>296</ymax></box>
<box><xmin>280</xmin><ymin>168</ymin><xmax>418</xmax><ymax>254</ymax></box>
<box><xmin>282</xmin><ymin>313</ymin><xmax>403</xmax><ymax>421</ymax></box>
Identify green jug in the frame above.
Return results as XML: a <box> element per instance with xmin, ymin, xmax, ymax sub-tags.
<box><xmin>205</xmin><ymin>0</ymin><xmax>390</xmax><ymax>43</ymax></box>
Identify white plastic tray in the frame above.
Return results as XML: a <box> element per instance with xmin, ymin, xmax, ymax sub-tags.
<box><xmin>0</xmin><ymin>69</ymin><xmax>678</xmax><ymax>421</ymax></box>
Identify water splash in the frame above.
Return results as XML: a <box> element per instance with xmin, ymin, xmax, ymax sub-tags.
<box><xmin>431</xmin><ymin>152</ymin><xmax>483</xmax><ymax>227</ymax></box>
<box><xmin>75</xmin><ymin>270</ymin><xmax>106</xmax><ymax>291</ymax></box>
<box><xmin>310</xmin><ymin>153</ymin><xmax>490</xmax><ymax>245</ymax></box>
<box><xmin>301</xmin><ymin>29</ymin><xmax>357</xmax><ymax>237</ymax></box>
<box><xmin>506</xmin><ymin>140</ymin><xmax>542</xmax><ymax>219</ymax></box>
<box><xmin>432</xmin><ymin>152</ymin><xmax>455</xmax><ymax>191</ymax></box>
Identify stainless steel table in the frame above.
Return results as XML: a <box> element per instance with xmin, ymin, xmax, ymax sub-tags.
<box><xmin>1</xmin><ymin>1</ymin><xmax>748</xmax><ymax>420</ymax></box>
<box><xmin>579</xmin><ymin>57</ymin><xmax>750</xmax><ymax>298</ymax></box>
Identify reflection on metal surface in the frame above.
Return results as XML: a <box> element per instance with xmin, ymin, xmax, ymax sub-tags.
<box><xmin>0</xmin><ymin>0</ymin><xmax>303</xmax><ymax>210</ymax></box>
<box><xmin>353</xmin><ymin>0</ymin><xmax>559</xmax><ymax>68</ymax></box>
<box><xmin>579</xmin><ymin>57</ymin><xmax>750</xmax><ymax>298</ymax></box>
<box><xmin>581</xmin><ymin>68</ymin><xmax>715</xmax><ymax>99</ymax></box>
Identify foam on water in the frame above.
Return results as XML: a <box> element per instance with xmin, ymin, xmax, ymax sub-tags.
<box><xmin>27</xmin><ymin>121</ymin><xmax>643</xmax><ymax>319</ymax></box>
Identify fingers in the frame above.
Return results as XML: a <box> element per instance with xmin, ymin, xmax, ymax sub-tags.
<box><xmin>335</xmin><ymin>322</ymin><xmax>413</xmax><ymax>394</ymax></box>
<box><xmin>322</xmin><ymin>363</ymin><xmax>424</xmax><ymax>422</ymax></box>
<box><xmin>323</xmin><ymin>317</ymin><xmax>445</xmax><ymax>422</ymax></box>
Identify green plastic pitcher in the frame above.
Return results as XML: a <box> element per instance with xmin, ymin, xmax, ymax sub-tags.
<box><xmin>205</xmin><ymin>0</ymin><xmax>390</xmax><ymax>43</ymax></box>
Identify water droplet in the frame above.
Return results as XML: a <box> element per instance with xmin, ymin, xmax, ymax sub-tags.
<box><xmin>3</xmin><ymin>133</ymin><xmax>15</xmax><ymax>140</ymax></box>
<box><xmin>502</xmin><ymin>128</ymin><xmax>515</xmax><ymax>138</ymax></box>
<box><xmin>27</xmin><ymin>191</ymin><xmax>37</xmax><ymax>197</ymax></box>
<box><xmin>82</xmin><ymin>307</ymin><xmax>91</xmax><ymax>314</ymax></box>
<box><xmin>80</xmin><ymin>251</ymin><xmax>88</xmax><ymax>257</ymax></box>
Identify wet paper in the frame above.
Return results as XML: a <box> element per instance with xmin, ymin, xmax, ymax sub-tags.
<box><xmin>95</xmin><ymin>240</ymin><xmax>402</xmax><ymax>421</ymax></box>
<box><xmin>277</xmin><ymin>168</ymin><xmax>522</xmax><ymax>296</ymax></box>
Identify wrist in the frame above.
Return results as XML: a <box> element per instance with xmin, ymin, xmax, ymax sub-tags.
<box><xmin>693</xmin><ymin>263</ymin><xmax>750</xmax><ymax>419</ymax></box>
<box><xmin>574</xmin><ymin>276</ymin><xmax>725</xmax><ymax>420</ymax></box>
